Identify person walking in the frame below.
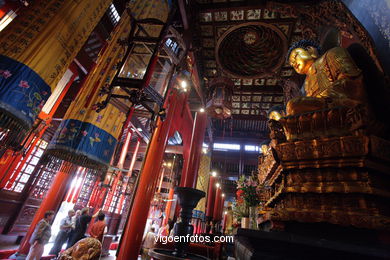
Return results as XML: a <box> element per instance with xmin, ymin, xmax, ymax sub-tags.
<box><xmin>49</xmin><ymin>209</ymin><xmax>75</xmax><ymax>256</ymax></box>
<box><xmin>89</xmin><ymin>212</ymin><xmax>107</xmax><ymax>243</ymax></box>
<box><xmin>26</xmin><ymin>210</ymin><xmax>55</xmax><ymax>260</ymax></box>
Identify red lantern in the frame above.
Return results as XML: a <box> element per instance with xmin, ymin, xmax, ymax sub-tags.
<box><xmin>205</xmin><ymin>77</ymin><xmax>233</xmax><ymax>119</ymax></box>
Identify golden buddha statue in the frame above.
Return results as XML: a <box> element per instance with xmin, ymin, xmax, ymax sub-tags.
<box><xmin>286</xmin><ymin>40</ymin><xmax>366</xmax><ymax>115</ymax></box>
<box><xmin>58</xmin><ymin>238</ymin><xmax>102</xmax><ymax>260</ymax></box>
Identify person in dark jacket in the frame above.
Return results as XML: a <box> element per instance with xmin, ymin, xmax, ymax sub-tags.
<box><xmin>67</xmin><ymin>208</ymin><xmax>99</xmax><ymax>247</ymax></box>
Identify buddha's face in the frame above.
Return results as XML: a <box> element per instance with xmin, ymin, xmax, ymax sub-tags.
<box><xmin>289</xmin><ymin>47</ymin><xmax>318</xmax><ymax>74</ymax></box>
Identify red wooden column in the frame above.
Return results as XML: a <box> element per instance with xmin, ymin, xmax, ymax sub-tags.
<box><xmin>2</xmin><ymin>122</ymin><xmax>49</xmax><ymax>189</ymax></box>
<box><xmin>117</xmin><ymin>90</ymin><xmax>182</xmax><ymax>260</ymax></box>
<box><xmin>213</xmin><ymin>185</ymin><xmax>222</xmax><ymax>222</ymax></box>
<box><xmin>219</xmin><ymin>194</ymin><xmax>225</xmax><ymax>221</ymax></box>
<box><xmin>205</xmin><ymin>173</ymin><xmax>216</xmax><ymax>233</ymax></box>
<box><xmin>0</xmin><ymin>125</ymin><xmax>41</xmax><ymax>185</ymax></box>
<box><xmin>180</xmin><ymin>111</ymin><xmax>207</xmax><ymax>188</ymax></box>
<box><xmin>116</xmin><ymin>138</ymin><xmax>141</xmax><ymax>214</ymax></box>
<box><xmin>205</xmin><ymin>173</ymin><xmax>216</xmax><ymax>219</ymax></box>
<box><xmin>163</xmin><ymin>187</ymin><xmax>175</xmax><ymax>225</ymax></box>
<box><xmin>18</xmin><ymin>162</ymin><xmax>74</xmax><ymax>255</ymax></box>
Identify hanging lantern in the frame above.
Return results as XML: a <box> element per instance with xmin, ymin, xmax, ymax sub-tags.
<box><xmin>205</xmin><ymin>77</ymin><xmax>234</xmax><ymax>119</ymax></box>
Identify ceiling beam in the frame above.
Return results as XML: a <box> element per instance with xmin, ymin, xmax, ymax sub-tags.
<box><xmin>233</xmin><ymin>85</ymin><xmax>284</xmax><ymax>93</ymax></box>
<box><xmin>212</xmin><ymin>130</ymin><xmax>269</xmax><ymax>139</ymax></box>
<box><xmin>194</xmin><ymin>0</ymin><xmax>264</xmax><ymax>11</ymax></box>
<box><xmin>133</xmin><ymin>109</ymin><xmax>152</xmax><ymax>118</ymax></box>
<box><xmin>229</xmin><ymin>114</ymin><xmax>268</xmax><ymax>120</ymax></box>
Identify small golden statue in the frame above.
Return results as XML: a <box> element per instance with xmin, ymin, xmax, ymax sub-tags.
<box><xmin>58</xmin><ymin>238</ymin><xmax>102</xmax><ymax>260</ymax></box>
<box><xmin>286</xmin><ymin>40</ymin><xmax>366</xmax><ymax>115</ymax></box>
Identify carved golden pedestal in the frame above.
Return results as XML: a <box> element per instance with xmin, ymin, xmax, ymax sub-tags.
<box><xmin>259</xmin><ymin>106</ymin><xmax>390</xmax><ymax>231</ymax></box>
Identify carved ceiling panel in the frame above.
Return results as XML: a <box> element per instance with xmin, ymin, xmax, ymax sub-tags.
<box><xmin>216</xmin><ymin>23</ymin><xmax>287</xmax><ymax>78</ymax></box>
<box><xmin>197</xmin><ymin>5</ymin><xmax>299</xmax><ymax>118</ymax></box>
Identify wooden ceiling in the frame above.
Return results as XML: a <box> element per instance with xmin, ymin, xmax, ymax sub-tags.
<box><xmin>191</xmin><ymin>0</ymin><xmax>304</xmax><ymax>198</ymax></box>
<box><xmin>192</xmin><ymin>1</ymin><xmax>307</xmax><ymax>141</ymax></box>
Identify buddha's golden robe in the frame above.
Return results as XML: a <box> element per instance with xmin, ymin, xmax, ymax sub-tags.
<box><xmin>287</xmin><ymin>47</ymin><xmax>366</xmax><ymax>115</ymax></box>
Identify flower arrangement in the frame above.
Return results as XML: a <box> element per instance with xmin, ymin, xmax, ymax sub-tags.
<box><xmin>232</xmin><ymin>199</ymin><xmax>249</xmax><ymax>220</ymax></box>
<box><xmin>233</xmin><ymin>174</ymin><xmax>263</xmax><ymax>220</ymax></box>
<box><xmin>236</xmin><ymin>174</ymin><xmax>262</xmax><ymax>207</ymax></box>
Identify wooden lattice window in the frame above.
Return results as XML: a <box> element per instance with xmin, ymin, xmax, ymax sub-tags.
<box><xmin>74</xmin><ymin>169</ymin><xmax>98</xmax><ymax>209</ymax></box>
<box><xmin>109</xmin><ymin>185</ymin><xmax>121</xmax><ymax>213</ymax></box>
<box><xmin>115</xmin><ymin>175</ymin><xmax>130</xmax><ymax>214</ymax></box>
<box><xmin>5</xmin><ymin>140</ymin><xmax>49</xmax><ymax>193</ymax></box>
<box><xmin>30</xmin><ymin>164</ymin><xmax>57</xmax><ymax>199</ymax></box>
<box><xmin>107</xmin><ymin>3</ymin><xmax>120</xmax><ymax>25</ymax></box>
<box><xmin>103</xmin><ymin>178</ymin><xmax>122</xmax><ymax>213</ymax></box>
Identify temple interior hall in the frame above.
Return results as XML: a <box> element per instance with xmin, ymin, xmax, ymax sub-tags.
<box><xmin>0</xmin><ymin>0</ymin><xmax>389</xmax><ymax>259</ymax></box>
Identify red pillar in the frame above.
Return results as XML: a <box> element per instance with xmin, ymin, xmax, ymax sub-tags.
<box><xmin>116</xmin><ymin>138</ymin><xmax>141</xmax><ymax>214</ymax></box>
<box><xmin>18</xmin><ymin>162</ymin><xmax>74</xmax><ymax>255</ymax></box>
<box><xmin>163</xmin><ymin>187</ymin><xmax>174</xmax><ymax>225</ymax></box>
<box><xmin>0</xmin><ymin>150</ymin><xmax>17</xmax><ymax>181</ymax></box>
<box><xmin>0</xmin><ymin>134</ymin><xmax>36</xmax><ymax>186</ymax></box>
<box><xmin>117</xmin><ymin>90</ymin><xmax>183</xmax><ymax>260</ymax></box>
<box><xmin>219</xmin><ymin>195</ymin><xmax>225</xmax><ymax>221</ymax></box>
<box><xmin>213</xmin><ymin>187</ymin><xmax>222</xmax><ymax>221</ymax></box>
<box><xmin>88</xmin><ymin>180</ymin><xmax>100</xmax><ymax>207</ymax></box>
<box><xmin>2</xmin><ymin>127</ymin><xmax>48</xmax><ymax>189</ymax></box>
<box><xmin>205</xmin><ymin>175</ymin><xmax>216</xmax><ymax>219</ymax></box>
<box><xmin>180</xmin><ymin>111</ymin><xmax>207</xmax><ymax>188</ymax></box>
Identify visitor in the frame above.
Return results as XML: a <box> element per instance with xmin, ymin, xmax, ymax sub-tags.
<box><xmin>157</xmin><ymin>222</ymin><xmax>169</xmax><ymax>237</ymax></box>
<box><xmin>67</xmin><ymin>208</ymin><xmax>99</xmax><ymax>247</ymax></box>
<box><xmin>49</xmin><ymin>209</ymin><xmax>75</xmax><ymax>256</ymax></box>
<box><xmin>71</xmin><ymin>210</ymin><xmax>81</xmax><ymax>229</ymax></box>
<box><xmin>168</xmin><ymin>219</ymin><xmax>174</xmax><ymax>234</ymax></box>
<box><xmin>66</xmin><ymin>209</ymin><xmax>80</xmax><ymax>248</ymax></box>
<box><xmin>26</xmin><ymin>210</ymin><xmax>55</xmax><ymax>260</ymax></box>
<box><xmin>141</xmin><ymin>227</ymin><xmax>156</xmax><ymax>260</ymax></box>
<box><xmin>151</xmin><ymin>220</ymin><xmax>159</xmax><ymax>234</ymax></box>
<box><xmin>89</xmin><ymin>212</ymin><xmax>107</xmax><ymax>243</ymax></box>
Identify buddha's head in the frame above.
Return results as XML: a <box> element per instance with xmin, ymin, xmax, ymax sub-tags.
<box><xmin>287</xmin><ymin>40</ymin><xmax>321</xmax><ymax>74</ymax></box>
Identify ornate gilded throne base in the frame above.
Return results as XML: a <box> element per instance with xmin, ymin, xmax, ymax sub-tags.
<box><xmin>260</xmin><ymin>131</ymin><xmax>390</xmax><ymax>231</ymax></box>
<box><xmin>270</xmin><ymin>193</ymin><xmax>389</xmax><ymax>230</ymax></box>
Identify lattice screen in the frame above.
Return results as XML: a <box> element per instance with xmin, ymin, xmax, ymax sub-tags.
<box><xmin>75</xmin><ymin>169</ymin><xmax>99</xmax><ymax>209</ymax></box>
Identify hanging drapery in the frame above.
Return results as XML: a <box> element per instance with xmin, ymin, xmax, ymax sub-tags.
<box><xmin>46</xmin><ymin>0</ymin><xmax>170</xmax><ymax>171</ymax></box>
<box><xmin>0</xmin><ymin>0</ymin><xmax>111</xmax><ymax>149</ymax></box>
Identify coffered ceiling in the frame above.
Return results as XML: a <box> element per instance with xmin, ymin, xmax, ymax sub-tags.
<box><xmin>193</xmin><ymin>1</ymin><xmax>309</xmax><ymax>142</ymax></box>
